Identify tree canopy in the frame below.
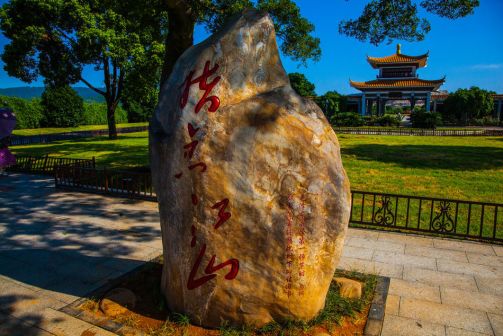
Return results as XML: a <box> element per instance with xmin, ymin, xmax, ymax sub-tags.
<box><xmin>339</xmin><ymin>0</ymin><xmax>479</xmax><ymax>45</ymax></box>
<box><xmin>443</xmin><ymin>86</ymin><xmax>495</xmax><ymax>125</ymax></box>
<box><xmin>288</xmin><ymin>72</ymin><xmax>316</xmax><ymax>97</ymax></box>
<box><xmin>41</xmin><ymin>85</ymin><xmax>84</xmax><ymax>127</ymax></box>
<box><xmin>0</xmin><ymin>0</ymin><xmax>167</xmax><ymax>138</ymax></box>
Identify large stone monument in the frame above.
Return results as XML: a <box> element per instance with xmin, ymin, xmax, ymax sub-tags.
<box><xmin>150</xmin><ymin>9</ymin><xmax>351</xmax><ymax>328</ymax></box>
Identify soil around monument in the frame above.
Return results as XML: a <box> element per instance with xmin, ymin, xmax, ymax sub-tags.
<box><xmin>69</xmin><ymin>257</ymin><xmax>380</xmax><ymax>336</ymax></box>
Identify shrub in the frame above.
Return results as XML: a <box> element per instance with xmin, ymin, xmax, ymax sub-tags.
<box><xmin>470</xmin><ymin>117</ymin><xmax>501</xmax><ymax>126</ymax></box>
<box><xmin>410</xmin><ymin>110</ymin><xmax>442</xmax><ymax>129</ymax></box>
<box><xmin>0</xmin><ymin>95</ymin><xmax>43</xmax><ymax>129</ymax></box>
<box><xmin>443</xmin><ymin>86</ymin><xmax>495</xmax><ymax>125</ymax></box>
<box><xmin>41</xmin><ymin>85</ymin><xmax>84</xmax><ymax>127</ymax></box>
<box><xmin>374</xmin><ymin>114</ymin><xmax>402</xmax><ymax>126</ymax></box>
<box><xmin>83</xmin><ymin>102</ymin><xmax>128</xmax><ymax>125</ymax></box>
<box><xmin>330</xmin><ymin>112</ymin><xmax>364</xmax><ymax>127</ymax></box>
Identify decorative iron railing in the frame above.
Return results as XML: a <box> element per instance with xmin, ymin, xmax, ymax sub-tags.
<box><xmin>333</xmin><ymin>127</ymin><xmax>503</xmax><ymax>136</ymax></box>
<box><xmin>10</xmin><ymin>125</ymin><xmax>148</xmax><ymax>146</ymax></box>
<box><xmin>350</xmin><ymin>190</ymin><xmax>503</xmax><ymax>243</ymax></box>
<box><xmin>54</xmin><ymin>165</ymin><xmax>155</xmax><ymax>201</ymax></box>
<box><xmin>8</xmin><ymin>155</ymin><xmax>95</xmax><ymax>174</ymax></box>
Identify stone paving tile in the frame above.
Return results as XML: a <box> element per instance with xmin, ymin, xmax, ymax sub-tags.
<box><xmin>345</xmin><ymin>236</ymin><xmax>405</xmax><ymax>253</ymax></box>
<box><xmin>493</xmin><ymin>245</ymin><xmax>503</xmax><ymax>257</ymax></box>
<box><xmin>403</xmin><ymin>266</ymin><xmax>479</xmax><ymax>291</ymax></box>
<box><xmin>341</xmin><ymin>245</ymin><xmax>374</xmax><ymax>260</ymax></box>
<box><xmin>467</xmin><ymin>253</ymin><xmax>503</xmax><ymax>267</ymax></box>
<box><xmin>381</xmin><ymin>314</ymin><xmax>446</xmax><ymax>336</ymax></box>
<box><xmin>475</xmin><ymin>276</ymin><xmax>503</xmax><ymax>297</ymax></box>
<box><xmin>441</xmin><ymin>287</ymin><xmax>503</xmax><ymax>315</ymax></box>
<box><xmin>433</xmin><ymin>239</ymin><xmax>496</xmax><ymax>255</ymax></box>
<box><xmin>36</xmin><ymin>308</ymin><xmax>96</xmax><ymax>336</ymax></box>
<box><xmin>437</xmin><ymin>259</ymin><xmax>503</xmax><ymax>279</ymax></box>
<box><xmin>346</xmin><ymin>228</ymin><xmax>380</xmax><ymax>239</ymax></box>
<box><xmin>389</xmin><ymin>278</ymin><xmax>441</xmax><ymax>303</ymax></box>
<box><xmin>338</xmin><ymin>256</ymin><xmax>404</xmax><ymax>278</ymax></box>
<box><xmin>373</xmin><ymin>250</ymin><xmax>437</xmax><ymax>270</ymax></box>
<box><xmin>385</xmin><ymin>294</ymin><xmax>400</xmax><ymax>316</ymax></box>
<box><xmin>0</xmin><ymin>279</ymin><xmax>65</xmax><ymax>320</ymax></box>
<box><xmin>405</xmin><ymin>245</ymin><xmax>469</xmax><ymax>263</ymax></box>
<box><xmin>445</xmin><ymin>326</ymin><xmax>493</xmax><ymax>336</ymax></box>
<box><xmin>488</xmin><ymin>313</ymin><xmax>503</xmax><ymax>336</ymax></box>
<box><xmin>399</xmin><ymin>297</ymin><xmax>494</xmax><ymax>334</ymax></box>
<box><xmin>0</xmin><ymin>315</ymin><xmax>54</xmax><ymax>336</ymax></box>
<box><xmin>378</xmin><ymin>232</ymin><xmax>434</xmax><ymax>247</ymax></box>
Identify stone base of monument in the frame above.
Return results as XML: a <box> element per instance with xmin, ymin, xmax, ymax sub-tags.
<box><xmin>61</xmin><ymin>258</ymin><xmax>389</xmax><ymax>336</ymax></box>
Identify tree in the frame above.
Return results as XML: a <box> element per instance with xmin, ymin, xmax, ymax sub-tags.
<box><xmin>288</xmin><ymin>72</ymin><xmax>316</xmax><ymax>97</ymax></box>
<box><xmin>443</xmin><ymin>86</ymin><xmax>495</xmax><ymax>125</ymax></box>
<box><xmin>41</xmin><ymin>85</ymin><xmax>84</xmax><ymax>127</ymax></box>
<box><xmin>158</xmin><ymin>0</ymin><xmax>478</xmax><ymax>87</ymax></box>
<box><xmin>0</xmin><ymin>0</ymin><xmax>167</xmax><ymax>138</ymax></box>
<box><xmin>315</xmin><ymin>91</ymin><xmax>347</xmax><ymax>119</ymax></box>
<box><xmin>339</xmin><ymin>0</ymin><xmax>479</xmax><ymax>45</ymax></box>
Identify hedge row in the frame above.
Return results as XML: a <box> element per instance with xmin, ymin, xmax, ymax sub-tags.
<box><xmin>1</xmin><ymin>96</ymin><xmax>128</xmax><ymax>129</ymax></box>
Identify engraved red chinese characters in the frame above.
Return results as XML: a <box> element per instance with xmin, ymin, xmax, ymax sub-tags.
<box><xmin>187</xmin><ymin>244</ymin><xmax>239</xmax><ymax>290</ymax></box>
<box><xmin>180</xmin><ymin>61</ymin><xmax>221</xmax><ymax>114</ymax></box>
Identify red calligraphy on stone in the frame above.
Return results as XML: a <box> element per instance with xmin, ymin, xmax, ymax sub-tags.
<box><xmin>184</xmin><ymin>140</ymin><xmax>199</xmax><ymax>159</ymax></box>
<box><xmin>188</xmin><ymin>162</ymin><xmax>207</xmax><ymax>173</ymax></box>
<box><xmin>187</xmin><ymin>123</ymin><xmax>200</xmax><ymax>138</ymax></box>
<box><xmin>180</xmin><ymin>61</ymin><xmax>221</xmax><ymax>114</ymax></box>
<box><xmin>186</xmin><ymin>244</ymin><xmax>239</xmax><ymax>290</ymax></box>
<box><xmin>211</xmin><ymin>198</ymin><xmax>231</xmax><ymax>229</ymax></box>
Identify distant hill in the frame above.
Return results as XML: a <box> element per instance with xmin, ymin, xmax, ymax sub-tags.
<box><xmin>0</xmin><ymin>86</ymin><xmax>105</xmax><ymax>102</ymax></box>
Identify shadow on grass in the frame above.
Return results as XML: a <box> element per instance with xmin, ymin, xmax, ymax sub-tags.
<box><xmin>342</xmin><ymin>144</ymin><xmax>503</xmax><ymax>171</ymax></box>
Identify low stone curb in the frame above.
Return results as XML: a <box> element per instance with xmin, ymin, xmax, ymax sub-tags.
<box><xmin>364</xmin><ymin>275</ymin><xmax>390</xmax><ymax>336</ymax></box>
<box><xmin>61</xmin><ymin>260</ymin><xmax>390</xmax><ymax>335</ymax></box>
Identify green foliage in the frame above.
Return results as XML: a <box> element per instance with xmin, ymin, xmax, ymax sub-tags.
<box><xmin>83</xmin><ymin>102</ymin><xmax>128</xmax><ymax>125</ymax></box>
<box><xmin>410</xmin><ymin>110</ymin><xmax>442</xmax><ymax>128</ymax></box>
<box><xmin>121</xmin><ymin>66</ymin><xmax>160</xmax><ymax>123</ymax></box>
<box><xmin>198</xmin><ymin>0</ymin><xmax>321</xmax><ymax>67</ymax></box>
<box><xmin>339</xmin><ymin>0</ymin><xmax>479</xmax><ymax>45</ymax></box>
<box><xmin>288</xmin><ymin>72</ymin><xmax>316</xmax><ymax>97</ymax></box>
<box><xmin>0</xmin><ymin>0</ymin><xmax>167</xmax><ymax>138</ymax></box>
<box><xmin>367</xmin><ymin>114</ymin><xmax>402</xmax><ymax>127</ymax></box>
<box><xmin>443</xmin><ymin>86</ymin><xmax>495</xmax><ymax>125</ymax></box>
<box><xmin>330</xmin><ymin>112</ymin><xmax>364</xmax><ymax>127</ymax></box>
<box><xmin>0</xmin><ymin>95</ymin><xmax>43</xmax><ymax>129</ymax></box>
<box><xmin>41</xmin><ymin>85</ymin><xmax>84</xmax><ymax>127</ymax></box>
<box><xmin>315</xmin><ymin>91</ymin><xmax>347</xmax><ymax>119</ymax></box>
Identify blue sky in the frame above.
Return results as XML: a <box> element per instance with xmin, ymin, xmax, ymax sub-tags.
<box><xmin>0</xmin><ymin>0</ymin><xmax>502</xmax><ymax>94</ymax></box>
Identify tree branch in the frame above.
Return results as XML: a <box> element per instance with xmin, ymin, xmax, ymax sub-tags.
<box><xmin>79</xmin><ymin>76</ymin><xmax>106</xmax><ymax>96</ymax></box>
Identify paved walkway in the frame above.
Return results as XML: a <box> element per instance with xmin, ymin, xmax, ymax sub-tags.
<box><xmin>0</xmin><ymin>174</ymin><xmax>162</xmax><ymax>335</ymax></box>
<box><xmin>343</xmin><ymin>229</ymin><xmax>503</xmax><ymax>336</ymax></box>
<box><xmin>0</xmin><ymin>174</ymin><xmax>502</xmax><ymax>335</ymax></box>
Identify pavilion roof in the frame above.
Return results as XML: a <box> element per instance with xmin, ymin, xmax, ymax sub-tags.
<box><xmin>367</xmin><ymin>45</ymin><xmax>429</xmax><ymax>69</ymax></box>
<box><xmin>350</xmin><ymin>78</ymin><xmax>445</xmax><ymax>91</ymax></box>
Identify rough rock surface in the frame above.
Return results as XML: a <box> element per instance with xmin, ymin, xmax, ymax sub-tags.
<box><xmin>334</xmin><ymin>277</ymin><xmax>363</xmax><ymax>299</ymax></box>
<box><xmin>150</xmin><ymin>9</ymin><xmax>351</xmax><ymax>328</ymax></box>
<box><xmin>99</xmin><ymin>288</ymin><xmax>137</xmax><ymax>317</ymax></box>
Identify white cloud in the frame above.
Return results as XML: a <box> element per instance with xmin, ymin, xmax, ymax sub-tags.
<box><xmin>470</xmin><ymin>63</ymin><xmax>503</xmax><ymax>70</ymax></box>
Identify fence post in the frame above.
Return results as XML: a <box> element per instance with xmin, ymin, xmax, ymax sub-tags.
<box><xmin>42</xmin><ymin>154</ymin><xmax>49</xmax><ymax>173</ymax></box>
<box><xmin>104</xmin><ymin>167</ymin><xmax>108</xmax><ymax>193</ymax></box>
<box><xmin>92</xmin><ymin>156</ymin><xmax>96</xmax><ymax>168</ymax></box>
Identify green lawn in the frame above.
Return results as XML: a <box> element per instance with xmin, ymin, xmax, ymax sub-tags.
<box><xmin>10</xmin><ymin>132</ymin><xmax>503</xmax><ymax>203</ymax></box>
<box><xmin>12</xmin><ymin>122</ymin><xmax>148</xmax><ymax>136</ymax></box>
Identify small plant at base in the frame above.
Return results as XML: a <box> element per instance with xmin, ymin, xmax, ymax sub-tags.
<box><xmin>173</xmin><ymin>312</ymin><xmax>191</xmax><ymax>327</ymax></box>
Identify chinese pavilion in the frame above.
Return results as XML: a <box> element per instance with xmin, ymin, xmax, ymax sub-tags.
<box><xmin>349</xmin><ymin>44</ymin><xmax>445</xmax><ymax>115</ymax></box>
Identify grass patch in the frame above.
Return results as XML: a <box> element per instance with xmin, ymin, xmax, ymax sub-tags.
<box><xmin>10</xmin><ymin>133</ymin><xmax>503</xmax><ymax>202</ymax></box>
<box><xmin>12</xmin><ymin>122</ymin><xmax>148</xmax><ymax>136</ymax></box>
<box><xmin>76</xmin><ymin>260</ymin><xmax>376</xmax><ymax>336</ymax></box>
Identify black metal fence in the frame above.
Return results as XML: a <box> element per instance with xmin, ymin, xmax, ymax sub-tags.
<box><xmin>334</xmin><ymin>127</ymin><xmax>503</xmax><ymax>136</ymax></box>
<box><xmin>350</xmin><ymin>190</ymin><xmax>503</xmax><ymax>243</ymax></box>
<box><xmin>54</xmin><ymin>165</ymin><xmax>155</xmax><ymax>201</ymax></box>
<box><xmin>8</xmin><ymin>155</ymin><xmax>95</xmax><ymax>174</ymax></box>
<box><xmin>10</xmin><ymin>126</ymin><xmax>148</xmax><ymax>146</ymax></box>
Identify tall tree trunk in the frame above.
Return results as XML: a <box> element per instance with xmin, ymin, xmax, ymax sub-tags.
<box><xmin>106</xmin><ymin>99</ymin><xmax>118</xmax><ymax>139</ymax></box>
<box><xmin>160</xmin><ymin>3</ymin><xmax>195</xmax><ymax>87</ymax></box>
